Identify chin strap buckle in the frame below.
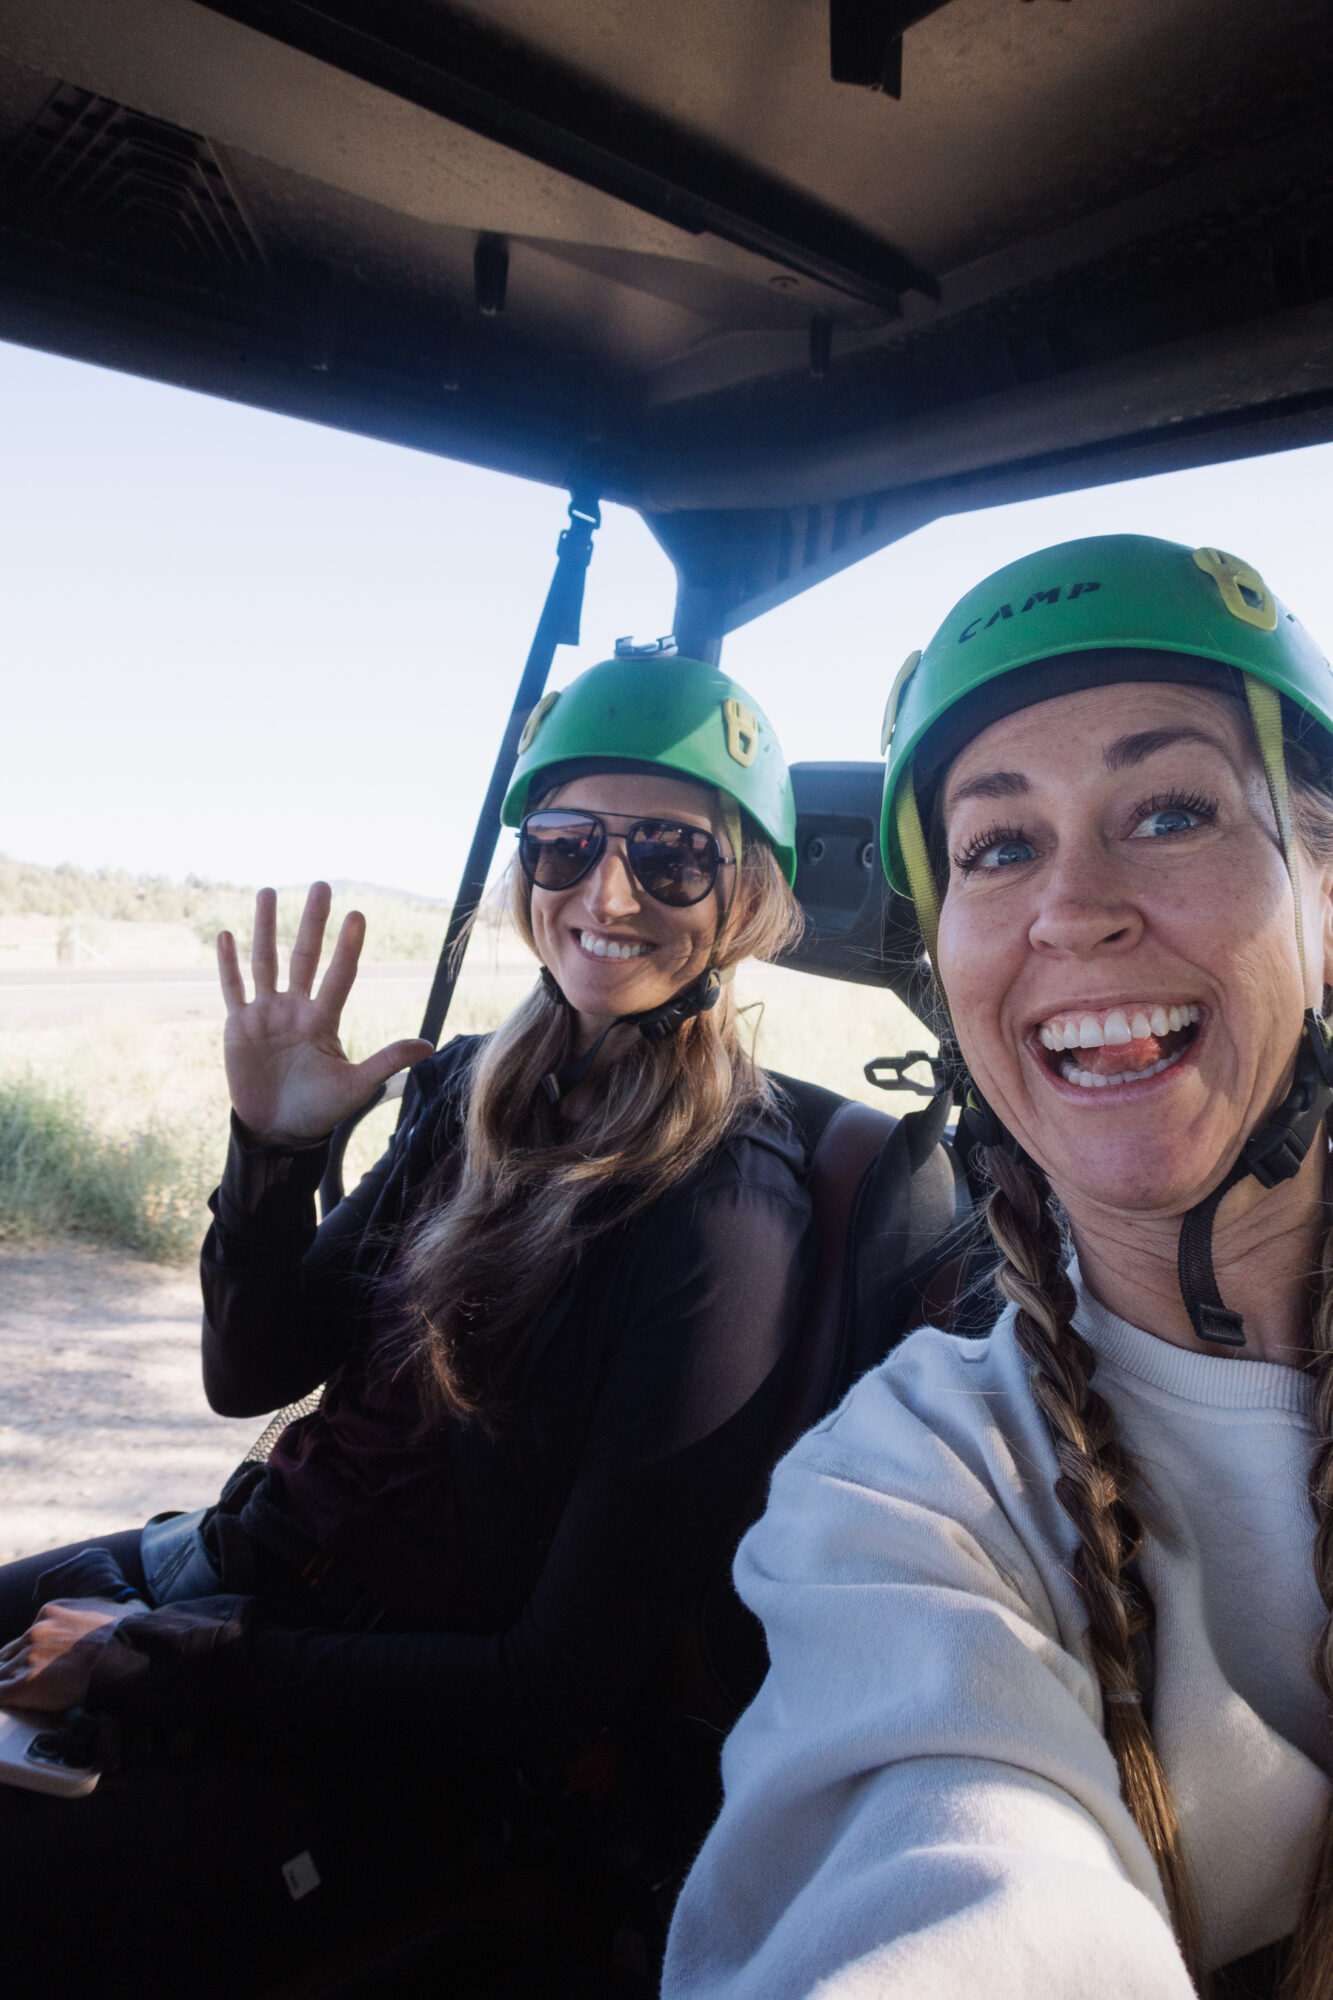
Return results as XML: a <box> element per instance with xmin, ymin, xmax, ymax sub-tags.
<box><xmin>636</xmin><ymin>968</ymin><xmax>722</xmax><ymax>1045</ymax></box>
<box><xmin>864</xmin><ymin>1050</ymin><xmax>956</xmax><ymax>1099</ymax></box>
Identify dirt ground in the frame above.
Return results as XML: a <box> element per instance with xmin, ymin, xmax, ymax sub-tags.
<box><xmin>0</xmin><ymin>1242</ymin><xmax>260</xmax><ymax>1563</ymax></box>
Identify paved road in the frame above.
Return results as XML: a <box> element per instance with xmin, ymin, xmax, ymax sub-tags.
<box><xmin>0</xmin><ymin>959</ymin><xmax>532</xmax><ymax>1026</ymax></box>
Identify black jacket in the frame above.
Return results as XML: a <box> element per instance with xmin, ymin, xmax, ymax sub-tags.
<box><xmin>90</xmin><ymin>1039</ymin><xmax>813</xmax><ymax>1781</ymax></box>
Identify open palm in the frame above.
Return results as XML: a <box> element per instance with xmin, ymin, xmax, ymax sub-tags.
<box><xmin>218</xmin><ymin>883</ymin><xmax>433</xmax><ymax>1147</ymax></box>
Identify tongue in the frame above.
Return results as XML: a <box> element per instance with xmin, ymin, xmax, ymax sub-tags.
<box><xmin>1080</xmin><ymin>1034</ymin><xmax>1169</xmax><ymax>1076</ymax></box>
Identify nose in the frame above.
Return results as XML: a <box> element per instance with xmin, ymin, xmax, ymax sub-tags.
<box><xmin>1028</xmin><ymin>847</ymin><xmax>1143</xmax><ymax>958</ymax></box>
<box><xmin>582</xmin><ymin>839</ymin><xmax>643</xmax><ymax>923</ymax></box>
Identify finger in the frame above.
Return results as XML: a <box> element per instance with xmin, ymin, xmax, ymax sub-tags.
<box><xmin>252</xmin><ymin>887</ymin><xmax>279</xmax><ymax>995</ymax></box>
<box><xmin>350</xmin><ymin>1041</ymin><xmax>435</xmax><ymax>1100</ymax></box>
<box><xmin>217</xmin><ymin>929</ymin><xmax>247</xmax><ymax>1012</ymax></box>
<box><xmin>289</xmin><ymin>881</ymin><xmax>332</xmax><ymax>997</ymax></box>
<box><xmin>315</xmin><ymin>910</ymin><xmax>367</xmax><ymax>1019</ymax></box>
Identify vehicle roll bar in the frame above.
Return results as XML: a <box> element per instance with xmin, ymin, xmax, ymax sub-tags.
<box><xmin>318</xmin><ymin>489</ymin><xmax>601</xmax><ymax>1215</ymax></box>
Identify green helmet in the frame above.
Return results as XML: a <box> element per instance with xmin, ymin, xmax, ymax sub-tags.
<box><xmin>880</xmin><ymin>533</ymin><xmax>1333</xmax><ymax>903</ymax></box>
<box><xmin>501</xmin><ymin>653</ymin><xmax>797</xmax><ymax>885</ymax></box>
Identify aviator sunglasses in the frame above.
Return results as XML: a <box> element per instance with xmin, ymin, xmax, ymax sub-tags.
<box><xmin>518</xmin><ymin>808</ymin><xmax>734</xmax><ymax>908</ymax></box>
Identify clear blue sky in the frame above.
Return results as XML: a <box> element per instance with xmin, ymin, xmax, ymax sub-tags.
<box><xmin>3</xmin><ymin>337</ymin><xmax>1330</xmax><ymax>900</ymax></box>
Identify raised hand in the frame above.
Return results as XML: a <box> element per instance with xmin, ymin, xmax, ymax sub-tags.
<box><xmin>217</xmin><ymin>883</ymin><xmax>434</xmax><ymax>1148</ymax></box>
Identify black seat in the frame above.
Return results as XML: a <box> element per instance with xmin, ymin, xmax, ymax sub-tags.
<box><xmin>680</xmin><ymin>1070</ymin><xmax>987</xmax><ymax>1730</ymax></box>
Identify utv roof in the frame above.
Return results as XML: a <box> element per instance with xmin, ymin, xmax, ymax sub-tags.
<box><xmin>1</xmin><ymin>0</ymin><xmax>1331</xmax><ymax>650</ymax></box>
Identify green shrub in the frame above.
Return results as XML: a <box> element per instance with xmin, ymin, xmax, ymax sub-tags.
<box><xmin>0</xmin><ymin>1074</ymin><xmax>210</xmax><ymax>1262</ymax></box>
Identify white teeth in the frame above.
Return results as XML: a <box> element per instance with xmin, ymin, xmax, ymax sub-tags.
<box><xmin>1038</xmin><ymin>1003</ymin><xmax>1203</xmax><ymax>1050</ymax></box>
<box><xmin>579</xmin><ymin>932</ymin><xmax>648</xmax><ymax>961</ymax></box>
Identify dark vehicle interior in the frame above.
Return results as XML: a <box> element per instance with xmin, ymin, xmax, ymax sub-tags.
<box><xmin>3</xmin><ymin>0</ymin><xmax>1332</xmax><ymax>1989</ymax></box>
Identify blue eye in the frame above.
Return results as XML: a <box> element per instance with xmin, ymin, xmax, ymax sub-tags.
<box><xmin>978</xmin><ymin>838</ymin><xmax>1036</xmax><ymax>869</ymax></box>
<box><xmin>1131</xmin><ymin>801</ymin><xmax>1211</xmax><ymax>839</ymax></box>
<box><xmin>954</xmin><ymin>828</ymin><xmax>1037</xmax><ymax>873</ymax></box>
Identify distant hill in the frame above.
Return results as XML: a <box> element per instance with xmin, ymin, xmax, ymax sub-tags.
<box><xmin>322</xmin><ymin>878</ymin><xmax>447</xmax><ymax>907</ymax></box>
<box><xmin>0</xmin><ymin>855</ymin><xmax>247</xmax><ymax>925</ymax></box>
<box><xmin>0</xmin><ymin>857</ymin><xmax>464</xmax><ymax>964</ymax></box>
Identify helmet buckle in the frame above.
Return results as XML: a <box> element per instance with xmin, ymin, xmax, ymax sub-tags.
<box><xmin>612</xmin><ymin>634</ymin><xmax>678</xmax><ymax>658</ymax></box>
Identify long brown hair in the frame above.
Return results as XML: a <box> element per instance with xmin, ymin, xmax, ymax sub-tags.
<box><xmin>395</xmin><ymin>821</ymin><xmax>801</xmax><ymax>1425</ymax></box>
<box><xmin>964</xmin><ymin>750</ymin><xmax>1333</xmax><ymax>1996</ymax></box>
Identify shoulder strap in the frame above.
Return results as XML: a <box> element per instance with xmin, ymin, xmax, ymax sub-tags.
<box><xmin>766</xmin><ymin>1070</ymin><xmax>859</xmax><ymax>1163</ymax></box>
<box><xmin>844</xmin><ymin>1085</ymin><xmax>971</xmax><ymax>1381</ymax></box>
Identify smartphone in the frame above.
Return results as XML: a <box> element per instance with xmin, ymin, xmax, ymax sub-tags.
<box><xmin>0</xmin><ymin>1706</ymin><xmax>100</xmax><ymax>1798</ymax></box>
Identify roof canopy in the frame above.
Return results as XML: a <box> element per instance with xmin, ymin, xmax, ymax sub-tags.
<box><xmin>1</xmin><ymin>0</ymin><xmax>1330</xmax><ymax>645</ymax></box>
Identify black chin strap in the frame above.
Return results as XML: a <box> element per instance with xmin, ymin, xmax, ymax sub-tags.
<box><xmin>538</xmin><ymin>966</ymin><xmax>723</xmax><ymax>1102</ymax></box>
<box><xmin>1176</xmin><ymin>1163</ymin><xmax>1249</xmax><ymax>1346</ymax></box>
<box><xmin>1178</xmin><ymin>1008</ymin><xmax>1333</xmax><ymax>1346</ymax></box>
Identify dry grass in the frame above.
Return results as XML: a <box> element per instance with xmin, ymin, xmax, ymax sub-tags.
<box><xmin>0</xmin><ymin>931</ymin><xmax>932</xmax><ymax>1261</ymax></box>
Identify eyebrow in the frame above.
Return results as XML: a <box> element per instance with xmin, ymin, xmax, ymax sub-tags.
<box><xmin>947</xmin><ymin>724</ymin><xmax>1236</xmax><ymax>813</ymax></box>
<box><xmin>946</xmin><ymin>769</ymin><xmax>1030</xmax><ymax>808</ymax></box>
<box><xmin>1103</xmin><ymin>726</ymin><xmax>1233</xmax><ymax>771</ymax></box>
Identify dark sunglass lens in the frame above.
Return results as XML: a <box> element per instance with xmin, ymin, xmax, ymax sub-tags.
<box><xmin>520</xmin><ymin>814</ymin><xmax>602</xmax><ymax>889</ymax></box>
<box><xmin>629</xmin><ymin>823</ymin><xmax>718</xmax><ymax>906</ymax></box>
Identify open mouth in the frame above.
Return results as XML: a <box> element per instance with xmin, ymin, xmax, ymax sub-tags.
<box><xmin>1034</xmin><ymin>1003</ymin><xmax>1201</xmax><ymax>1090</ymax></box>
<box><xmin>575</xmin><ymin>929</ymin><xmax>651</xmax><ymax>962</ymax></box>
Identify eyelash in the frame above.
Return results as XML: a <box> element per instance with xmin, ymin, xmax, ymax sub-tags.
<box><xmin>952</xmin><ymin>822</ymin><xmax>1027</xmax><ymax>874</ymax></box>
<box><xmin>1132</xmin><ymin>789</ymin><xmax>1218</xmax><ymax>827</ymax></box>
<box><xmin>951</xmin><ymin>789</ymin><xmax>1219</xmax><ymax>875</ymax></box>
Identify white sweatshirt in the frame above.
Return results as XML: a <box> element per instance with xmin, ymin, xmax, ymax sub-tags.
<box><xmin>663</xmin><ymin>1281</ymin><xmax>1332</xmax><ymax>1999</ymax></box>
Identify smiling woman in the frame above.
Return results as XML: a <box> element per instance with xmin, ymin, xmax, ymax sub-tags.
<box><xmin>0</xmin><ymin>653</ymin><xmax>812</xmax><ymax>1996</ymax></box>
<box><xmin>936</xmin><ymin>677</ymin><xmax>1333</xmax><ymax>1329</ymax></box>
<box><xmin>663</xmin><ymin>536</ymin><xmax>1333</xmax><ymax>2000</ymax></box>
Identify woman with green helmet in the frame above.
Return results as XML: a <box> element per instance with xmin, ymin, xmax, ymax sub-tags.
<box><xmin>665</xmin><ymin>536</ymin><xmax>1333</xmax><ymax>1999</ymax></box>
<box><xmin>0</xmin><ymin>654</ymin><xmax>811</xmax><ymax>1994</ymax></box>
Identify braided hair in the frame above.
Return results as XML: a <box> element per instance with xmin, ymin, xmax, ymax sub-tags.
<box><xmin>980</xmin><ymin>1143</ymin><xmax>1202</xmax><ymax>1980</ymax></box>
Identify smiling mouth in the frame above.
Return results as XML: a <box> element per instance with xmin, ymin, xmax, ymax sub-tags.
<box><xmin>1034</xmin><ymin>1002</ymin><xmax>1202</xmax><ymax>1090</ymax></box>
<box><xmin>575</xmin><ymin>929</ymin><xmax>651</xmax><ymax>962</ymax></box>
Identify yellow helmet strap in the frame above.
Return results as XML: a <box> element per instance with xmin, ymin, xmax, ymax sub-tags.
<box><xmin>1242</xmin><ymin>673</ymin><xmax>1307</xmax><ymax>991</ymax></box>
<box><xmin>895</xmin><ymin>769</ymin><xmax>942</xmax><ymax>979</ymax></box>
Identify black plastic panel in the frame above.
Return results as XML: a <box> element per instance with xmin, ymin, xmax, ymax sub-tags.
<box><xmin>782</xmin><ymin>760</ymin><xmax>931</xmax><ymax>1018</ymax></box>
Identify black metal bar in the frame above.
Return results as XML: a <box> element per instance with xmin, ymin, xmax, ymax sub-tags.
<box><xmin>417</xmin><ymin>491</ymin><xmax>600</xmax><ymax>1048</ymax></box>
<box><xmin>194</xmin><ymin>0</ymin><xmax>936</xmax><ymax>311</ymax></box>
<box><xmin>317</xmin><ymin>490</ymin><xmax>600</xmax><ymax>1213</ymax></box>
